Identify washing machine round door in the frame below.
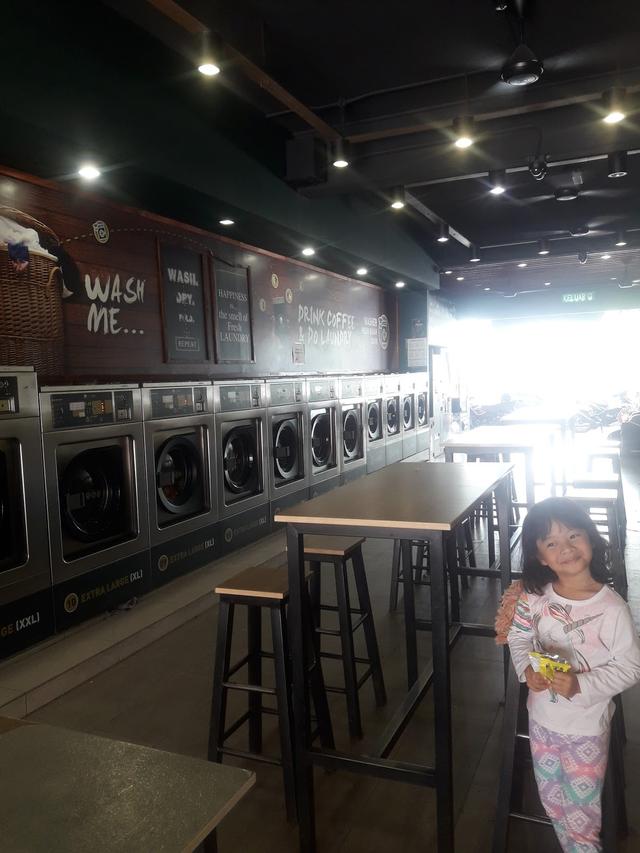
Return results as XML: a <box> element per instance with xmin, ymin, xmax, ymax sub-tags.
<box><xmin>310</xmin><ymin>413</ymin><xmax>331</xmax><ymax>467</ymax></box>
<box><xmin>417</xmin><ymin>393</ymin><xmax>427</xmax><ymax>427</ymax></box>
<box><xmin>367</xmin><ymin>402</ymin><xmax>380</xmax><ymax>441</ymax></box>
<box><xmin>223</xmin><ymin>428</ymin><xmax>258</xmax><ymax>494</ymax></box>
<box><xmin>403</xmin><ymin>396</ymin><xmax>413</xmax><ymax>429</ymax></box>
<box><xmin>343</xmin><ymin>409</ymin><xmax>360</xmax><ymax>459</ymax></box>
<box><xmin>60</xmin><ymin>447</ymin><xmax>124</xmax><ymax>542</ymax></box>
<box><xmin>156</xmin><ymin>436</ymin><xmax>203</xmax><ymax>516</ymax></box>
<box><xmin>386</xmin><ymin>399</ymin><xmax>399</xmax><ymax>435</ymax></box>
<box><xmin>0</xmin><ymin>443</ymin><xmax>26</xmax><ymax>569</ymax></box>
<box><xmin>273</xmin><ymin>419</ymin><xmax>299</xmax><ymax>481</ymax></box>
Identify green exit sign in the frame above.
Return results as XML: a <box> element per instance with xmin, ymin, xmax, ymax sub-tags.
<box><xmin>562</xmin><ymin>291</ymin><xmax>595</xmax><ymax>304</ymax></box>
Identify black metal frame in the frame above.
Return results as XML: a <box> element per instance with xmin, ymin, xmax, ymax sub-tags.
<box><xmin>285</xmin><ymin>473</ymin><xmax>513</xmax><ymax>853</ymax></box>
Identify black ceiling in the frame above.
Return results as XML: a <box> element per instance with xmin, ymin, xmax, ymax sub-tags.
<box><xmin>5</xmin><ymin>0</ymin><xmax>640</xmax><ymax>303</ymax></box>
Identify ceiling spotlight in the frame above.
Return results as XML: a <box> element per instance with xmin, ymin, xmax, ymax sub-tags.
<box><xmin>537</xmin><ymin>239</ymin><xmax>550</xmax><ymax>255</ymax></box>
<box><xmin>390</xmin><ymin>186</ymin><xmax>406</xmax><ymax>210</ymax></box>
<box><xmin>456</xmin><ymin>275</ymin><xmax>465</xmax><ymax>281</ymax></box>
<box><xmin>469</xmin><ymin>245</ymin><xmax>481</xmax><ymax>263</ymax></box>
<box><xmin>395</xmin><ymin>280</ymin><xmax>406</xmax><ymax>289</ymax></box>
<box><xmin>529</xmin><ymin>155</ymin><xmax>548</xmax><ymax>181</ymax></box>
<box><xmin>615</xmin><ymin>231</ymin><xmax>627</xmax><ymax>247</ymax></box>
<box><xmin>517</xmin><ymin>262</ymin><xmax>527</xmax><ymax>268</ymax></box>
<box><xmin>544</xmin><ymin>281</ymin><xmax>551</xmax><ymax>286</ymax></box>
<box><xmin>198</xmin><ymin>30</ymin><xmax>221</xmax><ymax>76</ymax></box>
<box><xmin>331</xmin><ymin>138</ymin><xmax>350</xmax><ymax>169</ymax></box>
<box><xmin>78</xmin><ymin>163</ymin><xmax>101</xmax><ymax>180</ymax></box>
<box><xmin>484</xmin><ymin>287</ymin><xmax>491</xmax><ymax>291</ymax></box>
<box><xmin>219</xmin><ymin>218</ymin><xmax>234</xmax><ymax>226</ymax></box>
<box><xmin>302</xmin><ymin>247</ymin><xmax>315</xmax><ymax>257</ymax></box>
<box><xmin>601</xmin><ymin>253</ymin><xmax>611</xmax><ymax>260</ymax></box>
<box><xmin>453</xmin><ymin>116</ymin><xmax>475</xmax><ymax>149</ymax></box>
<box><xmin>602</xmin><ymin>88</ymin><xmax>626</xmax><ymax>124</ymax></box>
<box><xmin>607</xmin><ymin>151</ymin><xmax>628</xmax><ymax>179</ymax></box>
<box><xmin>495</xmin><ymin>1</ymin><xmax>508</xmax><ymax>9</ymax></box>
<box><xmin>570</xmin><ymin>224</ymin><xmax>590</xmax><ymax>237</ymax></box>
<box><xmin>437</xmin><ymin>222</ymin><xmax>450</xmax><ymax>243</ymax></box>
<box><xmin>488</xmin><ymin>169</ymin><xmax>507</xmax><ymax>195</ymax></box>
<box><xmin>444</xmin><ymin>269</ymin><xmax>453</xmax><ymax>275</ymax></box>
<box><xmin>555</xmin><ymin>187</ymin><xmax>579</xmax><ymax>202</ymax></box>
<box><xmin>578</xmin><ymin>250</ymin><xmax>588</xmax><ymax>264</ymax></box>
<box><xmin>356</xmin><ymin>267</ymin><xmax>368</xmax><ymax>276</ymax></box>
<box><xmin>501</xmin><ymin>43</ymin><xmax>544</xmax><ymax>87</ymax></box>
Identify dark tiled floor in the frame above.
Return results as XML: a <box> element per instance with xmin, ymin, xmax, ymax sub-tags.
<box><xmin>28</xmin><ymin>460</ymin><xmax>640</xmax><ymax>852</ymax></box>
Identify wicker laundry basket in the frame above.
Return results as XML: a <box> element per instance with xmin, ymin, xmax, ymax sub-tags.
<box><xmin>0</xmin><ymin>207</ymin><xmax>64</xmax><ymax>374</ymax></box>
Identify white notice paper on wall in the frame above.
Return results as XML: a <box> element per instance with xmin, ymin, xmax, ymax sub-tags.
<box><xmin>406</xmin><ymin>337</ymin><xmax>427</xmax><ymax>368</ymax></box>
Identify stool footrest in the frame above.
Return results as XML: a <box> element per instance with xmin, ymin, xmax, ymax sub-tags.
<box><xmin>226</xmin><ymin>653</ymin><xmax>251</xmax><ymax>679</ymax></box>
<box><xmin>316</xmin><ymin>613</ymin><xmax>368</xmax><ymax>636</ymax></box>
<box><xmin>509</xmin><ymin>811</ymin><xmax>551</xmax><ymax>827</ymax></box>
<box><xmin>223</xmin><ymin>710</ymin><xmax>251</xmax><ymax>742</ymax></box>
<box><xmin>325</xmin><ymin>668</ymin><xmax>373</xmax><ymax>694</ymax></box>
<box><xmin>222</xmin><ymin>680</ymin><xmax>277</xmax><ymax>696</ymax></box>
<box><xmin>320</xmin><ymin>651</ymin><xmax>371</xmax><ymax>665</ymax></box>
<box><xmin>320</xmin><ymin>604</ymin><xmax>365</xmax><ymax>616</ymax></box>
<box><xmin>220</xmin><ymin>746</ymin><xmax>282</xmax><ymax>768</ymax></box>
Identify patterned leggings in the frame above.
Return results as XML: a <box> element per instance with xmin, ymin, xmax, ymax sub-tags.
<box><xmin>529</xmin><ymin>719</ymin><xmax>609</xmax><ymax>853</ymax></box>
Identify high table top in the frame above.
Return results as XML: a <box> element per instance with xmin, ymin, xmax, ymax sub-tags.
<box><xmin>443</xmin><ymin>425</ymin><xmax>553</xmax><ymax>450</ymax></box>
<box><xmin>501</xmin><ymin>406</ymin><xmax>574</xmax><ymax>426</ymax></box>
<box><xmin>0</xmin><ymin>717</ymin><xmax>255</xmax><ymax>853</ymax></box>
<box><xmin>274</xmin><ymin>461</ymin><xmax>513</xmax><ymax>532</ymax></box>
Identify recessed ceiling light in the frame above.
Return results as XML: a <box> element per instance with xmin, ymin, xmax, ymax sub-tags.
<box><xmin>356</xmin><ymin>267</ymin><xmax>368</xmax><ymax>276</ymax></box>
<box><xmin>607</xmin><ymin>151</ymin><xmax>628</xmax><ymax>178</ymax></box>
<box><xmin>469</xmin><ymin>245</ymin><xmax>481</xmax><ymax>262</ymax></box>
<box><xmin>611</xmin><ymin>277</ymin><xmax>618</xmax><ymax>281</ymax></box>
<box><xmin>484</xmin><ymin>287</ymin><xmax>491</xmax><ymax>291</ymax></box>
<box><xmin>219</xmin><ymin>218</ymin><xmax>234</xmax><ymax>226</ymax></box>
<box><xmin>615</xmin><ymin>231</ymin><xmax>627</xmax><ymax>247</ymax></box>
<box><xmin>444</xmin><ymin>269</ymin><xmax>452</xmax><ymax>275</ymax></box>
<box><xmin>633</xmin><ymin>279</ymin><xmax>640</xmax><ymax>284</ymax></box>
<box><xmin>601</xmin><ymin>253</ymin><xmax>611</xmax><ymax>260</ymax></box>
<box><xmin>456</xmin><ymin>275</ymin><xmax>465</xmax><ymax>281</ymax></box>
<box><xmin>395</xmin><ymin>280</ymin><xmax>405</xmax><ymax>289</ymax></box>
<box><xmin>555</xmin><ymin>187</ymin><xmax>579</xmax><ymax>202</ymax></box>
<box><xmin>390</xmin><ymin>187</ymin><xmax>405</xmax><ymax>210</ymax></box>
<box><xmin>488</xmin><ymin>169</ymin><xmax>507</xmax><ymax>195</ymax></box>
<box><xmin>332</xmin><ymin>138</ymin><xmax>349</xmax><ymax>169</ymax></box>
<box><xmin>437</xmin><ymin>222</ymin><xmax>450</xmax><ymax>243</ymax></box>
<box><xmin>453</xmin><ymin>116</ymin><xmax>475</xmax><ymax>149</ymax></box>
<box><xmin>544</xmin><ymin>281</ymin><xmax>551</xmax><ymax>286</ymax></box>
<box><xmin>602</xmin><ymin>88</ymin><xmax>626</xmax><ymax>124</ymax></box>
<box><xmin>333</xmin><ymin>158</ymin><xmax>348</xmax><ymax>169</ymax></box>
<box><xmin>302</xmin><ymin>247</ymin><xmax>315</xmax><ymax>256</ymax></box>
<box><xmin>198</xmin><ymin>62</ymin><xmax>220</xmax><ymax>76</ymax></box>
<box><xmin>538</xmin><ymin>239</ymin><xmax>550</xmax><ymax>255</ymax></box>
<box><xmin>78</xmin><ymin>163</ymin><xmax>101</xmax><ymax>180</ymax></box>
<box><xmin>517</xmin><ymin>262</ymin><xmax>528</xmax><ymax>268</ymax></box>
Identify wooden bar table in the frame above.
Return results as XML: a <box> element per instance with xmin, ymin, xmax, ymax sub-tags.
<box><xmin>443</xmin><ymin>425</ymin><xmax>556</xmax><ymax>507</ymax></box>
<box><xmin>501</xmin><ymin>406</ymin><xmax>574</xmax><ymax>489</ymax></box>
<box><xmin>0</xmin><ymin>716</ymin><xmax>255</xmax><ymax>853</ymax></box>
<box><xmin>275</xmin><ymin>461</ymin><xmax>514</xmax><ymax>853</ymax></box>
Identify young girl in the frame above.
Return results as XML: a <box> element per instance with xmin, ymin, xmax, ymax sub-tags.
<box><xmin>502</xmin><ymin>497</ymin><xmax>640</xmax><ymax>852</ymax></box>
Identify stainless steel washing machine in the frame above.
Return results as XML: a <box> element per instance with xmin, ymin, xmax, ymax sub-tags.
<box><xmin>339</xmin><ymin>375</ymin><xmax>367</xmax><ymax>483</ymax></box>
<box><xmin>384</xmin><ymin>374</ymin><xmax>402</xmax><ymax>465</ymax></box>
<box><xmin>142</xmin><ymin>382</ymin><xmax>217</xmax><ymax>588</ymax></box>
<box><xmin>0</xmin><ymin>367</ymin><xmax>54</xmax><ymax>659</ymax></box>
<box><xmin>40</xmin><ymin>384</ymin><xmax>150</xmax><ymax>631</ymax></box>
<box><xmin>414</xmin><ymin>371</ymin><xmax>430</xmax><ymax>456</ymax></box>
<box><xmin>214</xmin><ymin>379</ymin><xmax>269</xmax><ymax>554</ymax></box>
<box><xmin>266</xmin><ymin>378</ymin><xmax>309</xmax><ymax>522</ymax></box>
<box><xmin>306</xmin><ymin>375</ymin><xmax>340</xmax><ymax>497</ymax></box>
<box><xmin>401</xmin><ymin>373</ymin><xmax>417</xmax><ymax>459</ymax></box>
<box><xmin>364</xmin><ymin>374</ymin><xmax>385</xmax><ymax>474</ymax></box>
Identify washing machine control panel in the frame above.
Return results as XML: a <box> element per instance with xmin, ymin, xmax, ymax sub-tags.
<box><xmin>150</xmin><ymin>387</ymin><xmax>206</xmax><ymax>418</ymax></box>
<box><xmin>51</xmin><ymin>390</ymin><xmax>135</xmax><ymax>428</ymax></box>
<box><xmin>308</xmin><ymin>379</ymin><xmax>336</xmax><ymax>402</ymax></box>
<box><xmin>218</xmin><ymin>384</ymin><xmax>264</xmax><ymax>412</ymax></box>
<box><xmin>0</xmin><ymin>376</ymin><xmax>19</xmax><ymax>414</ymax></box>
<box><xmin>341</xmin><ymin>378</ymin><xmax>362</xmax><ymax>399</ymax></box>
<box><xmin>269</xmin><ymin>381</ymin><xmax>303</xmax><ymax>406</ymax></box>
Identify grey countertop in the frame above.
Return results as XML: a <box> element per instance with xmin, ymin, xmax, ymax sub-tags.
<box><xmin>0</xmin><ymin>717</ymin><xmax>255</xmax><ymax>853</ymax></box>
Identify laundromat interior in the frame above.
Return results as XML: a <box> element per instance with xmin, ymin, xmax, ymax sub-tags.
<box><xmin>1</xmin><ymin>3</ymin><xmax>640</xmax><ymax>852</ymax></box>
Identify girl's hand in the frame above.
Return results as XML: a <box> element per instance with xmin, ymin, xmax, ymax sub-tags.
<box><xmin>524</xmin><ymin>664</ymin><xmax>550</xmax><ymax>692</ymax></box>
<box><xmin>550</xmin><ymin>671</ymin><xmax>580</xmax><ymax>699</ymax></box>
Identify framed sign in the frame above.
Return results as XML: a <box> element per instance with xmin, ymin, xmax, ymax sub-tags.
<box><xmin>212</xmin><ymin>260</ymin><xmax>254</xmax><ymax>363</ymax></box>
<box><xmin>158</xmin><ymin>242</ymin><xmax>209</xmax><ymax>362</ymax></box>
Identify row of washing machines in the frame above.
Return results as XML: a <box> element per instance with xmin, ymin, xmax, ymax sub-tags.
<box><xmin>0</xmin><ymin>367</ymin><xmax>428</xmax><ymax>658</ymax></box>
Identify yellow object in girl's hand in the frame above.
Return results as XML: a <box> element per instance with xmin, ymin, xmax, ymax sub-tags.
<box><xmin>528</xmin><ymin>651</ymin><xmax>571</xmax><ymax>680</ymax></box>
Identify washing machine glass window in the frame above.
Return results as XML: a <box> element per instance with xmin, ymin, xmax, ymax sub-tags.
<box><xmin>156</xmin><ymin>434</ymin><xmax>204</xmax><ymax>519</ymax></box>
<box><xmin>367</xmin><ymin>401</ymin><xmax>381</xmax><ymax>441</ymax></box>
<box><xmin>223</xmin><ymin>424</ymin><xmax>260</xmax><ymax>499</ymax></box>
<box><xmin>311</xmin><ymin>412</ymin><xmax>332</xmax><ymax>467</ymax></box>
<box><xmin>387</xmin><ymin>398</ymin><xmax>399</xmax><ymax>435</ymax></box>
<box><xmin>343</xmin><ymin>408</ymin><xmax>361</xmax><ymax>459</ymax></box>
<box><xmin>0</xmin><ymin>439</ymin><xmax>27</xmax><ymax>572</ymax></box>
<box><xmin>417</xmin><ymin>393</ymin><xmax>427</xmax><ymax>427</ymax></box>
<box><xmin>403</xmin><ymin>396</ymin><xmax>415</xmax><ymax>430</ymax></box>
<box><xmin>273</xmin><ymin>418</ymin><xmax>299</xmax><ymax>482</ymax></box>
<box><xmin>59</xmin><ymin>444</ymin><xmax>133</xmax><ymax>556</ymax></box>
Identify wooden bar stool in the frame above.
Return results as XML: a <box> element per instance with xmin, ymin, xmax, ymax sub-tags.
<box><xmin>586</xmin><ymin>446</ymin><xmax>621</xmax><ymax>475</ymax></box>
<box><xmin>305</xmin><ymin>535</ymin><xmax>386</xmax><ymax>739</ymax></box>
<box><xmin>564</xmin><ymin>488</ymin><xmax>627</xmax><ymax>598</ymax></box>
<box><xmin>571</xmin><ymin>473</ymin><xmax>627</xmax><ymax>548</ymax></box>
<box><xmin>208</xmin><ymin>565</ymin><xmax>334</xmax><ymax>823</ymax></box>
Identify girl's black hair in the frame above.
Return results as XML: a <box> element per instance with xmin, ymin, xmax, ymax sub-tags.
<box><xmin>520</xmin><ymin>497</ymin><xmax>609</xmax><ymax>594</ymax></box>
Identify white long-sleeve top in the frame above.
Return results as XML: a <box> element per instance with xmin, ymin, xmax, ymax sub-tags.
<box><xmin>507</xmin><ymin>583</ymin><xmax>640</xmax><ymax>735</ymax></box>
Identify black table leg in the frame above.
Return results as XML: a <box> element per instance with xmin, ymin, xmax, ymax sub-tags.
<box><xmin>446</xmin><ymin>533</ymin><xmax>460</xmax><ymax>623</ymax></box>
<box><xmin>287</xmin><ymin>525</ymin><xmax>316</xmax><ymax>853</ymax></box>
<box><xmin>401</xmin><ymin>538</ymin><xmax>418</xmax><ymax>688</ymax></box>
<box><xmin>429</xmin><ymin>532</ymin><xmax>454</xmax><ymax>853</ymax></box>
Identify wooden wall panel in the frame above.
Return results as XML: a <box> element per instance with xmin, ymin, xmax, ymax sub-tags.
<box><xmin>0</xmin><ymin>166</ymin><xmax>396</xmax><ymax>382</ymax></box>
